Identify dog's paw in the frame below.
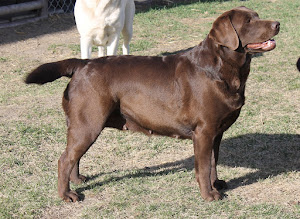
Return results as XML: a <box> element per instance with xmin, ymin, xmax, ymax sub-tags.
<box><xmin>61</xmin><ymin>190</ymin><xmax>80</xmax><ymax>202</ymax></box>
<box><xmin>203</xmin><ymin>190</ymin><xmax>221</xmax><ymax>201</ymax></box>
<box><xmin>70</xmin><ymin>174</ymin><xmax>87</xmax><ymax>185</ymax></box>
<box><xmin>213</xmin><ymin>179</ymin><xmax>228</xmax><ymax>191</ymax></box>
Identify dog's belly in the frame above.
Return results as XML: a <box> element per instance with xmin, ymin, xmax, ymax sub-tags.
<box><xmin>119</xmin><ymin>97</ymin><xmax>194</xmax><ymax>139</ymax></box>
<box><xmin>124</xmin><ymin>113</ymin><xmax>193</xmax><ymax>139</ymax></box>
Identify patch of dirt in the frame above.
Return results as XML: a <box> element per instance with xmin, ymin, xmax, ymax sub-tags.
<box><xmin>0</xmin><ymin>14</ymin><xmax>79</xmax><ymax>64</ymax></box>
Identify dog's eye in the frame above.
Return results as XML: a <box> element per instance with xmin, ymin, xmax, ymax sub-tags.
<box><xmin>246</xmin><ymin>18</ymin><xmax>251</xmax><ymax>23</ymax></box>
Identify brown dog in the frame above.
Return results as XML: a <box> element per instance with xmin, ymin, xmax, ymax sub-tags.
<box><xmin>25</xmin><ymin>7</ymin><xmax>280</xmax><ymax>202</ymax></box>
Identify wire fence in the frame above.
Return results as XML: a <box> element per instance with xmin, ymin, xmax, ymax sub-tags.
<box><xmin>48</xmin><ymin>0</ymin><xmax>75</xmax><ymax>14</ymax></box>
<box><xmin>47</xmin><ymin>0</ymin><xmax>154</xmax><ymax>14</ymax></box>
<box><xmin>47</xmin><ymin>0</ymin><xmax>200</xmax><ymax>14</ymax></box>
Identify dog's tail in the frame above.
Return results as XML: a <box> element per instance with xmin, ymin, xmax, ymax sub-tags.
<box><xmin>25</xmin><ymin>58</ymin><xmax>88</xmax><ymax>85</ymax></box>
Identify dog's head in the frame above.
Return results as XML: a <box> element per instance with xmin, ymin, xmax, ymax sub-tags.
<box><xmin>209</xmin><ymin>6</ymin><xmax>280</xmax><ymax>53</ymax></box>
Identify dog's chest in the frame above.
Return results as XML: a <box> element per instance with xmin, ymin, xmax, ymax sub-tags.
<box><xmin>219</xmin><ymin>109</ymin><xmax>241</xmax><ymax>132</ymax></box>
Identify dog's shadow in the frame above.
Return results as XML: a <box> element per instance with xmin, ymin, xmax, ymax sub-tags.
<box><xmin>76</xmin><ymin>133</ymin><xmax>299</xmax><ymax>200</ymax></box>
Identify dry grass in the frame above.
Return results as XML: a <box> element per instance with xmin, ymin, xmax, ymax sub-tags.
<box><xmin>0</xmin><ymin>0</ymin><xmax>299</xmax><ymax>218</ymax></box>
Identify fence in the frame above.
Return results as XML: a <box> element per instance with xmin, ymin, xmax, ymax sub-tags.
<box><xmin>48</xmin><ymin>0</ymin><xmax>153</xmax><ymax>13</ymax></box>
<box><xmin>0</xmin><ymin>0</ymin><xmax>75</xmax><ymax>28</ymax></box>
<box><xmin>47</xmin><ymin>0</ymin><xmax>151</xmax><ymax>14</ymax></box>
<box><xmin>0</xmin><ymin>0</ymin><xmax>47</xmax><ymax>27</ymax></box>
<box><xmin>48</xmin><ymin>0</ymin><xmax>75</xmax><ymax>14</ymax></box>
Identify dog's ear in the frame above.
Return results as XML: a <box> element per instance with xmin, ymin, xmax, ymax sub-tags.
<box><xmin>209</xmin><ymin>14</ymin><xmax>239</xmax><ymax>50</ymax></box>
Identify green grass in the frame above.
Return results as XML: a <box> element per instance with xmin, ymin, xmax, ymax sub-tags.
<box><xmin>0</xmin><ymin>0</ymin><xmax>299</xmax><ymax>218</ymax></box>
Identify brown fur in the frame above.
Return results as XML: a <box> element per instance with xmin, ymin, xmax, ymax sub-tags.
<box><xmin>26</xmin><ymin>7</ymin><xmax>280</xmax><ymax>202</ymax></box>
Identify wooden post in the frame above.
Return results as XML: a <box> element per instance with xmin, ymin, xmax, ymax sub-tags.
<box><xmin>0</xmin><ymin>0</ymin><xmax>49</xmax><ymax>28</ymax></box>
<box><xmin>0</xmin><ymin>0</ymin><xmax>44</xmax><ymax>16</ymax></box>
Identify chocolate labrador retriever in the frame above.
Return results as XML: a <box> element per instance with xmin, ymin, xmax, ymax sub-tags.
<box><xmin>25</xmin><ymin>7</ymin><xmax>280</xmax><ymax>202</ymax></box>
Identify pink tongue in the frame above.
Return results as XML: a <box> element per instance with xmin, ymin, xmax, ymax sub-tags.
<box><xmin>247</xmin><ymin>39</ymin><xmax>276</xmax><ymax>50</ymax></box>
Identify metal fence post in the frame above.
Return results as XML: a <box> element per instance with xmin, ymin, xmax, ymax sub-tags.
<box><xmin>41</xmin><ymin>0</ymin><xmax>48</xmax><ymax>18</ymax></box>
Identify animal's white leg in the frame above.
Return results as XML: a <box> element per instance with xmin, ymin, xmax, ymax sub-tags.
<box><xmin>107</xmin><ymin>34</ymin><xmax>120</xmax><ymax>56</ymax></box>
<box><xmin>122</xmin><ymin>30</ymin><xmax>131</xmax><ymax>55</ymax></box>
<box><xmin>122</xmin><ymin>0</ymin><xmax>135</xmax><ymax>55</ymax></box>
<box><xmin>98</xmin><ymin>46</ymin><xmax>105</xmax><ymax>57</ymax></box>
<box><xmin>80</xmin><ymin>37</ymin><xmax>92</xmax><ymax>59</ymax></box>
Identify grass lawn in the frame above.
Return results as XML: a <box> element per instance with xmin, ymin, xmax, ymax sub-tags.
<box><xmin>0</xmin><ymin>0</ymin><xmax>299</xmax><ymax>218</ymax></box>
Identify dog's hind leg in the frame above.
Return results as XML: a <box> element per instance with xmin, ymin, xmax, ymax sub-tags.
<box><xmin>58</xmin><ymin>96</ymin><xmax>114</xmax><ymax>202</ymax></box>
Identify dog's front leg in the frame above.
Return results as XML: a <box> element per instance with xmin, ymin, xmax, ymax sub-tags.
<box><xmin>122</xmin><ymin>27</ymin><xmax>132</xmax><ymax>55</ymax></box>
<box><xmin>193</xmin><ymin>126</ymin><xmax>221</xmax><ymax>201</ymax></box>
<box><xmin>98</xmin><ymin>46</ymin><xmax>105</xmax><ymax>57</ymax></box>
<box><xmin>210</xmin><ymin>133</ymin><xmax>228</xmax><ymax>191</ymax></box>
<box><xmin>70</xmin><ymin>160</ymin><xmax>86</xmax><ymax>185</ymax></box>
<box><xmin>107</xmin><ymin>34</ymin><xmax>120</xmax><ymax>56</ymax></box>
<box><xmin>80</xmin><ymin>37</ymin><xmax>92</xmax><ymax>59</ymax></box>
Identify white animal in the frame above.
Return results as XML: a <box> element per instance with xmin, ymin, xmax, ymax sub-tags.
<box><xmin>74</xmin><ymin>0</ymin><xmax>135</xmax><ymax>59</ymax></box>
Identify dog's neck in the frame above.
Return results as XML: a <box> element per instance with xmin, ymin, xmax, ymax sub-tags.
<box><xmin>183</xmin><ymin>36</ymin><xmax>252</xmax><ymax>109</ymax></box>
<box><xmin>220</xmin><ymin>44</ymin><xmax>252</xmax><ymax>91</ymax></box>
<box><xmin>220</xmin><ymin>45</ymin><xmax>250</xmax><ymax>68</ymax></box>
<box><xmin>185</xmin><ymin>36</ymin><xmax>251</xmax><ymax>82</ymax></box>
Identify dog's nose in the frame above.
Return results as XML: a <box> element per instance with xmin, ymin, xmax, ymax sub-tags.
<box><xmin>272</xmin><ymin>21</ymin><xmax>280</xmax><ymax>31</ymax></box>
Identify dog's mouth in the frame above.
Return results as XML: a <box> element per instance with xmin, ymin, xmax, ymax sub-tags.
<box><xmin>246</xmin><ymin>39</ymin><xmax>276</xmax><ymax>52</ymax></box>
